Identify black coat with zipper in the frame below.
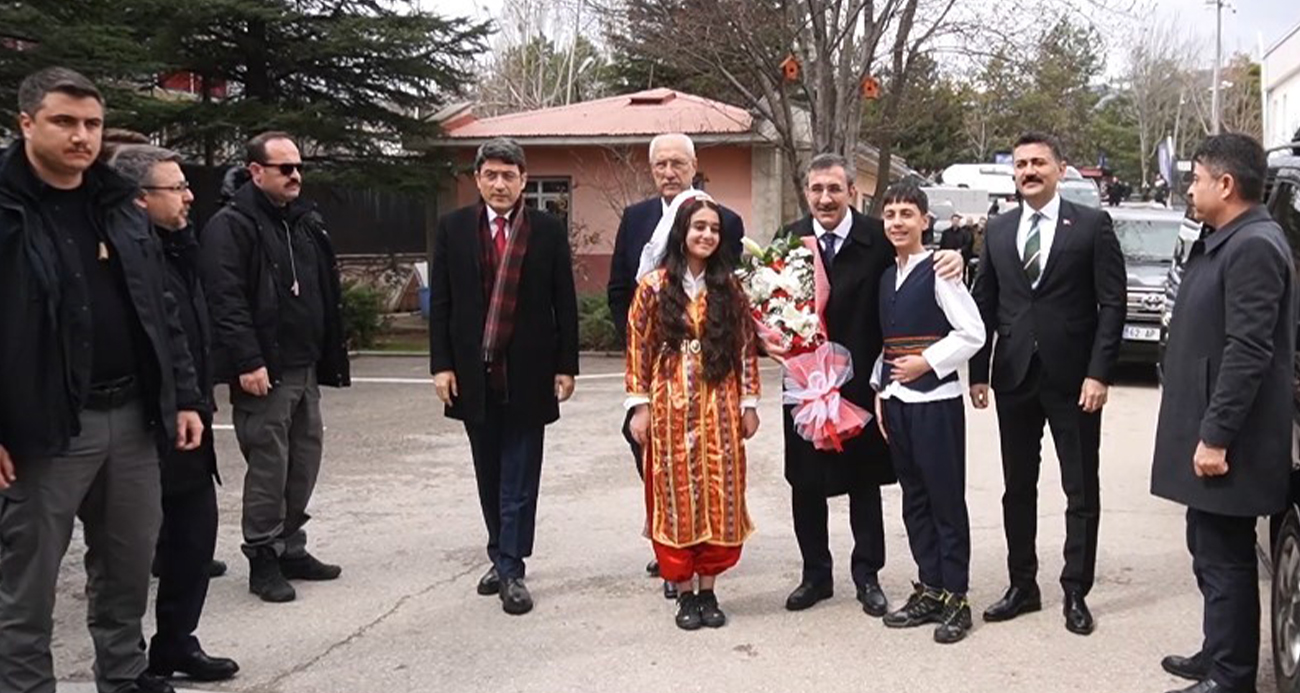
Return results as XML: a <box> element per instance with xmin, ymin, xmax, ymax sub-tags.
<box><xmin>199</xmin><ymin>182</ymin><xmax>350</xmax><ymax>388</ymax></box>
<box><xmin>160</xmin><ymin>226</ymin><xmax>220</xmax><ymax>495</ymax></box>
<box><xmin>0</xmin><ymin>140</ymin><xmax>201</xmax><ymax>460</ymax></box>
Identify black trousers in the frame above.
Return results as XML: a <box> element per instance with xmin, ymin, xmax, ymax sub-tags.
<box><xmin>1187</xmin><ymin>508</ymin><xmax>1259</xmax><ymax>691</ymax></box>
<box><xmin>883</xmin><ymin>397</ymin><xmax>970</xmax><ymax>594</ymax></box>
<box><xmin>151</xmin><ymin>477</ymin><xmax>218</xmax><ymax>659</ymax></box>
<box><xmin>791</xmin><ymin>483</ymin><xmax>885</xmax><ymax>588</ymax></box>
<box><xmin>994</xmin><ymin>355</ymin><xmax>1101</xmax><ymax>594</ymax></box>
<box><xmin>465</xmin><ymin>400</ymin><xmax>546</xmax><ymax>580</ymax></box>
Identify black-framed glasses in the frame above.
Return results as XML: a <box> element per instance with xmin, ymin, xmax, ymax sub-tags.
<box><xmin>260</xmin><ymin>162</ymin><xmax>304</xmax><ymax>176</ymax></box>
<box><xmin>141</xmin><ymin>181</ymin><xmax>191</xmax><ymax>193</ymax></box>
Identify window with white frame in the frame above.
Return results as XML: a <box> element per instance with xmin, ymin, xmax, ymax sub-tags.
<box><xmin>522</xmin><ymin>178</ymin><xmax>571</xmax><ymax>229</ymax></box>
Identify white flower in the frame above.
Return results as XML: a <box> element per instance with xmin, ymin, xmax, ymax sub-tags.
<box><xmin>741</xmin><ymin>236</ymin><xmax>766</xmax><ymax>258</ymax></box>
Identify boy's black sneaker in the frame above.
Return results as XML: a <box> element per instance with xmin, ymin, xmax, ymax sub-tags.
<box><xmin>934</xmin><ymin>592</ymin><xmax>973</xmax><ymax>644</ymax></box>
<box><xmin>883</xmin><ymin>583</ymin><xmax>945</xmax><ymax>629</ymax></box>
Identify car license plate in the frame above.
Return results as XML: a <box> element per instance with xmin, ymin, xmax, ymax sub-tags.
<box><xmin>1123</xmin><ymin>324</ymin><xmax>1160</xmax><ymax>342</ymax></box>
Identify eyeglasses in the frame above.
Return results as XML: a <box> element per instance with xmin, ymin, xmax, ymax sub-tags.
<box><xmin>141</xmin><ymin>181</ymin><xmax>191</xmax><ymax>193</ymax></box>
<box><xmin>260</xmin><ymin>162</ymin><xmax>304</xmax><ymax>176</ymax></box>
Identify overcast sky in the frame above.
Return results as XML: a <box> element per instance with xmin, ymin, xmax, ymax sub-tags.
<box><xmin>1153</xmin><ymin>0</ymin><xmax>1297</xmax><ymax>55</ymax></box>
<box><xmin>418</xmin><ymin>0</ymin><xmax>1299</xmax><ymax>64</ymax></box>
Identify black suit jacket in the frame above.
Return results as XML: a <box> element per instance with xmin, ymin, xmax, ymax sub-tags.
<box><xmin>781</xmin><ymin>211</ymin><xmax>895</xmax><ymax>494</ymax></box>
<box><xmin>429</xmin><ymin>204</ymin><xmax>580</xmax><ymax>427</ymax></box>
<box><xmin>970</xmin><ymin>199</ymin><xmax>1126</xmax><ymax>393</ymax></box>
<box><xmin>1152</xmin><ymin>206</ymin><xmax>1296</xmax><ymax>517</ymax></box>
<box><xmin>606</xmin><ymin>196</ymin><xmax>744</xmax><ymax>346</ymax></box>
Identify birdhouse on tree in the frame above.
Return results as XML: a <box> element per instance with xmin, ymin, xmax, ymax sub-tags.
<box><xmin>861</xmin><ymin>76</ymin><xmax>880</xmax><ymax>100</ymax></box>
<box><xmin>780</xmin><ymin>55</ymin><xmax>801</xmax><ymax>82</ymax></box>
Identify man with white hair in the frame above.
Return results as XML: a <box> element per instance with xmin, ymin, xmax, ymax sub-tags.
<box><xmin>606</xmin><ymin>133</ymin><xmax>745</xmax><ymax>599</ymax></box>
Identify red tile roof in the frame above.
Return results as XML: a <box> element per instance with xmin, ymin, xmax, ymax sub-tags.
<box><xmin>441</xmin><ymin>89</ymin><xmax>754</xmax><ymax>139</ymax></box>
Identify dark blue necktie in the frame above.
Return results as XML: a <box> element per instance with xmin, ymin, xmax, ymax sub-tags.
<box><xmin>820</xmin><ymin>233</ymin><xmax>837</xmax><ymax>269</ymax></box>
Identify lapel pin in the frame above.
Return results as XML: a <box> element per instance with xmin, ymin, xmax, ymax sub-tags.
<box><xmin>1062</xmin><ymin>218</ymin><xmax>1073</xmax><ymax>227</ymax></box>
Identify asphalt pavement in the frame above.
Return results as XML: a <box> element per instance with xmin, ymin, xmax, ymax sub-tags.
<box><xmin>47</xmin><ymin>355</ymin><xmax>1274</xmax><ymax>693</ymax></box>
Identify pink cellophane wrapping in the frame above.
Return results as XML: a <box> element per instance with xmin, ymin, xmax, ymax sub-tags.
<box><xmin>781</xmin><ymin>342</ymin><xmax>871</xmax><ymax>452</ymax></box>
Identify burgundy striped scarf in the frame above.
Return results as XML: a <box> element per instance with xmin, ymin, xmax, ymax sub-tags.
<box><xmin>478</xmin><ymin>201</ymin><xmax>532</xmax><ymax>392</ymax></box>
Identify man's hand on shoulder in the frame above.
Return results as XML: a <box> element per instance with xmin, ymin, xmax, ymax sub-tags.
<box><xmin>934</xmin><ymin>250</ymin><xmax>964</xmax><ymax>280</ymax></box>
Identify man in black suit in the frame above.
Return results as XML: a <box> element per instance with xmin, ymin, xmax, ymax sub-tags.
<box><xmin>430</xmin><ymin>138</ymin><xmax>580</xmax><ymax>616</ymax></box>
<box><xmin>1152</xmin><ymin>134</ymin><xmax>1294</xmax><ymax>693</ymax></box>
<box><xmin>780</xmin><ymin>153</ymin><xmax>963</xmax><ymax>615</ymax></box>
<box><xmin>970</xmin><ymin>132</ymin><xmax>1126</xmax><ymax>636</ymax></box>
<box><xmin>605</xmin><ymin>133</ymin><xmax>744</xmax><ymax>598</ymax></box>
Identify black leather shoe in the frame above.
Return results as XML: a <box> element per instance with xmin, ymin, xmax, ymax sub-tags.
<box><xmin>1162</xmin><ymin>652</ymin><xmax>1211</xmax><ymax>682</ymax></box>
<box><xmin>857</xmin><ymin>581</ymin><xmax>888</xmax><ymax>617</ymax></box>
<box><xmin>500</xmin><ymin>577</ymin><xmax>533</xmax><ymax>615</ymax></box>
<box><xmin>646</xmin><ymin>560</ymin><xmax>660</xmax><ymax>577</ymax></box>
<box><xmin>663</xmin><ymin>580</ymin><xmax>678</xmax><ymax>600</ymax></box>
<box><xmin>1165</xmin><ymin>680</ymin><xmax>1235</xmax><ymax>693</ymax></box>
<box><xmin>883</xmin><ymin>583</ymin><xmax>945</xmax><ymax>628</ymax></box>
<box><xmin>280</xmin><ymin>552</ymin><xmax>342</xmax><ymax>581</ymax></box>
<box><xmin>1064</xmin><ymin>591</ymin><xmax>1094</xmax><ymax>635</ymax></box>
<box><xmin>697</xmin><ymin>590</ymin><xmax>727</xmax><ymax>628</ymax></box>
<box><xmin>148</xmin><ymin>647</ymin><xmax>240</xmax><ymax>682</ymax></box>
<box><xmin>675</xmin><ymin>592</ymin><xmax>702</xmax><ymax>630</ymax></box>
<box><xmin>785</xmin><ymin>581</ymin><xmax>833</xmax><ymax>611</ymax></box>
<box><xmin>476</xmin><ymin>566</ymin><xmax>500</xmax><ymax>596</ymax></box>
<box><xmin>131</xmin><ymin>672</ymin><xmax>175</xmax><ymax>693</ymax></box>
<box><xmin>208</xmin><ymin>560</ymin><xmax>228</xmax><ymax>578</ymax></box>
<box><xmin>982</xmin><ymin>584</ymin><xmax>1041</xmax><ymax>622</ymax></box>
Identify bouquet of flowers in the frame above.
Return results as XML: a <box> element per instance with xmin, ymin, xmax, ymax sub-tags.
<box><xmin>736</xmin><ymin>234</ymin><xmax>870</xmax><ymax>452</ymax></box>
<box><xmin>736</xmin><ymin>235</ymin><xmax>823</xmax><ymax>356</ymax></box>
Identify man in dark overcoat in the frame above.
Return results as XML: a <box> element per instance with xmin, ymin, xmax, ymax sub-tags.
<box><xmin>1152</xmin><ymin>133</ymin><xmax>1295</xmax><ymax>693</ymax></box>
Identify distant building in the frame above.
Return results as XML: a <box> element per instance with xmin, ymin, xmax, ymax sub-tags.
<box><xmin>422</xmin><ymin>88</ymin><xmax>909</xmax><ymax>292</ymax></box>
<box><xmin>1264</xmin><ymin>18</ymin><xmax>1300</xmax><ymax>149</ymax></box>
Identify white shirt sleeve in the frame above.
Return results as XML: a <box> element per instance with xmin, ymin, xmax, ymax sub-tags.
<box><xmin>869</xmin><ymin>352</ymin><xmax>884</xmax><ymax>392</ymax></box>
<box><xmin>921</xmin><ymin>275</ymin><xmax>986</xmax><ymax>379</ymax></box>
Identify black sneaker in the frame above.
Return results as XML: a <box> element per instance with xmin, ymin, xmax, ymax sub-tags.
<box><xmin>934</xmin><ymin>593</ymin><xmax>973</xmax><ymax>644</ymax></box>
<box><xmin>697</xmin><ymin>590</ymin><xmax>727</xmax><ymax>628</ymax></box>
<box><xmin>883</xmin><ymin>583</ymin><xmax>945</xmax><ymax>629</ymax></box>
<box><xmin>675</xmin><ymin>592</ymin><xmax>702</xmax><ymax>631</ymax></box>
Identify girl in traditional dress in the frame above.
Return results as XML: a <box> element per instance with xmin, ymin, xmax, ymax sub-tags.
<box><xmin>625</xmin><ymin>196</ymin><xmax>761</xmax><ymax>631</ymax></box>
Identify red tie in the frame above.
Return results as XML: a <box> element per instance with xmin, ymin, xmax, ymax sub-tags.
<box><xmin>494</xmin><ymin>217</ymin><xmax>508</xmax><ymax>259</ymax></box>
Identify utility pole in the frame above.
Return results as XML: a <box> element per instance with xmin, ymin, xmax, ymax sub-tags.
<box><xmin>1211</xmin><ymin>0</ymin><xmax>1223</xmax><ymax>134</ymax></box>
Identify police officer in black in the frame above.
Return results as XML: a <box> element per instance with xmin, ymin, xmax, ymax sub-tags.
<box><xmin>0</xmin><ymin>67</ymin><xmax>203</xmax><ymax>693</ymax></box>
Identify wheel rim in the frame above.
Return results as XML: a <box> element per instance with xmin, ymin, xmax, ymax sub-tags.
<box><xmin>1276</xmin><ymin>534</ymin><xmax>1300</xmax><ymax>679</ymax></box>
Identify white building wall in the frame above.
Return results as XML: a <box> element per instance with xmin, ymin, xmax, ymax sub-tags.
<box><xmin>1264</xmin><ymin>20</ymin><xmax>1300</xmax><ymax>149</ymax></box>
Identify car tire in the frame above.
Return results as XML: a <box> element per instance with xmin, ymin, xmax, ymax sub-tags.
<box><xmin>1274</xmin><ymin>508</ymin><xmax>1300</xmax><ymax>693</ymax></box>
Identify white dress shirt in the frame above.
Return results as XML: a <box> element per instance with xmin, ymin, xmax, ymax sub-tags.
<box><xmin>624</xmin><ymin>269</ymin><xmax>758</xmax><ymax>411</ymax></box>
<box><xmin>812</xmin><ymin>211</ymin><xmax>852</xmax><ymax>256</ymax></box>
<box><xmin>870</xmin><ymin>250</ymin><xmax>986</xmax><ymax>403</ymax></box>
<box><xmin>486</xmin><ymin>206</ymin><xmax>512</xmax><ymax>242</ymax></box>
<box><xmin>1015</xmin><ymin>193</ymin><xmax>1061</xmax><ymax>288</ymax></box>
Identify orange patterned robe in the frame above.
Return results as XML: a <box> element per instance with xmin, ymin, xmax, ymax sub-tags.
<box><xmin>625</xmin><ymin>269</ymin><xmax>761</xmax><ymax>549</ymax></box>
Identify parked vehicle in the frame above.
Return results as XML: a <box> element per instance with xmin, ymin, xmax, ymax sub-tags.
<box><xmin>1111</xmin><ymin>207</ymin><xmax>1185</xmax><ymax>365</ymax></box>
<box><xmin>938</xmin><ymin>163</ymin><xmax>1016</xmax><ymax>199</ymax></box>
<box><xmin>1159</xmin><ymin>142</ymin><xmax>1300</xmax><ymax>693</ymax></box>
<box><xmin>1061</xmin><ymin>166</ymin><xmax>1102</xmax><ymax>209</ymax></box>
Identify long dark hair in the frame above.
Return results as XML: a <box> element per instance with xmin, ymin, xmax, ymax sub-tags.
<box><xmin>656</xmin><ymin>198</ymin><xmax>750</xmax><ymax>385</ymax></box>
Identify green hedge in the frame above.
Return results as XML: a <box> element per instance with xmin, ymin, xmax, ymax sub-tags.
<box><xmin>341</xmin><ymin>282</ymin><xmax>385</xmax><ymax>349</ymax></box>
<box><xmin>579</xmin><ymin>294</ymin><xmax>620</xmax><ymax>352</ymax></box>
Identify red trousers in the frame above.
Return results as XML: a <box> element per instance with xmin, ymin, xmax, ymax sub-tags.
<box><xmin>652</xmin><ymin>541</ymin><xmax>742</xmax><ymax>583</ymax></box>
